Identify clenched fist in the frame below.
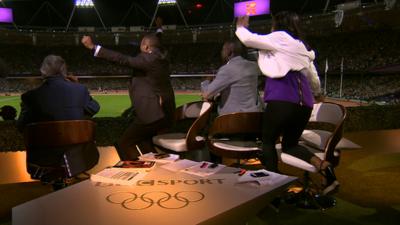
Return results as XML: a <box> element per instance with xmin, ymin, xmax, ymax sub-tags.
<box><xmin>81</xmin><ymin>35</ymin><xmax>95</xmax><ymax>50</ymax></box>
<box><xmin>236</xmin><ymin>16</ymin><xmax>249</xmax><ymax>28</ymax></box>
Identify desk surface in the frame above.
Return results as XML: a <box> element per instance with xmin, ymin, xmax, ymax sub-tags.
<box><xmin>13</xmin><ymin>165</ymin><xmax>296</xmax><ymax>225</ymax></box>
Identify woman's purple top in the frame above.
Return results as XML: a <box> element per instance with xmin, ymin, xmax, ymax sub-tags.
<box><xmin>263</xmin><ymin>71</ymin><xmax>314</xmax><ymax>108</ymax></box>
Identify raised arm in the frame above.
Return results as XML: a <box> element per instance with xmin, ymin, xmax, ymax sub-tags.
<box><xmin>235</xmin><ymin>16</ymin><xmax>278</xmax><ymax>51</ymax></box>
<box><xmin>235</xmin><ymin>27</ymin><xmax>278</xmax><ymax>51</ymax></box>
<box><xmin>81</xmin><ymin>35</ymin><xmax>150</xmax><ymax>71</ymax></box>
<box><xmin>95</xmin><ymin>47</ymin><xmax>150</xmax><ymax>71</ymax></box>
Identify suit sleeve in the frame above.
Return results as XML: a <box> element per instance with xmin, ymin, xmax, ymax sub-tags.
<box><xmin>96</xmin><ymin>47</ymin><xmax>150</xmax><ymax>71</ymax></box>
<box><xmin>201</xmin><ymin>66</ymin><xmax>237</xmax><ymax>100</ymax></box>
<box><xmin>16</xmin><ymin>94</ymin><xmax>33</xmax><ymax>132</ymax></box>
<box><xmin>83</xmin><ymin>88</ymin><xmax>100</xmax><ymax>117</ymax></box>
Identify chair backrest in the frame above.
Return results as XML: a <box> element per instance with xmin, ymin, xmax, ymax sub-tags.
<box><xmin>24</xmin><ymin>120</ymin><xmax>99</xmax><ymax>178</ymax></box>
<box><xmin>310</xmin><ymin>102</ymin><xmax>347</xmax><ymax>165</ymax></box>
<box><xmin>208</xmin><ymin>112</ymin><xmax>263</xmax><ymax>137</ymax></box>
<box><xmin>309</xmin><ymin>102</ymin><xmax>345</xmax><ymax>125</ymax></box>
<box><xmin>177</xmin><ymin>101</ymin><xmax>213</xmax><ymax>150</ymax></box>
<box><xmin>24</xmin><ymin>120</ymin><xmax>95</xmax><ymax>147</ymax></box>
<box><xmin>207</xmin><ymin>112</ymin><xmax>263</xmax><ymax>159</ymax></box>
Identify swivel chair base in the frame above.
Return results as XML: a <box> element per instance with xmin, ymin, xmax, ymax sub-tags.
<box><xmin>284</xmin><ymin>189</ymin><xmax>337</xmax><ymax>210</ymax></box>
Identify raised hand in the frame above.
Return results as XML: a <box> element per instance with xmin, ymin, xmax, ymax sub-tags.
<box><xmin>236</xmin><ymin>16</ymin><xmax>249</xmax><ymax>28</ymax></box>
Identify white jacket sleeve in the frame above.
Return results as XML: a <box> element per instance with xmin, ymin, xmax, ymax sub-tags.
<box><xmin>301</xmin><ymin>62</ymin><xmax>321</xmax><ymax>96</ymax></box>
<box><xmin>235</xmin><ymin>27</ymin><xmax>278</xmax><ymax>51</ymax></box>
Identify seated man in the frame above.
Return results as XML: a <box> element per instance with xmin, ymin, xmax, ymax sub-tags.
<box><xmin>17</xmin><ymin>55</ymin><xmax>100</xmax><ymax>129</ymax></box>
<box><xmin>201</xmin><ymin>39</ymin><xmax>263</xmax><ymax>115</ymax></box>
<box><xmin>17</xmin><ymin>55</ymin><xmax>100</xmax><ymax>182</ymax></box>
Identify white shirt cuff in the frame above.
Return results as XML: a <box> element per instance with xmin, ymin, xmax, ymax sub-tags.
<box><xmin>94</xmin><ymin>45</ymin><xmax>101</xmax><ymax>57</ymax></box>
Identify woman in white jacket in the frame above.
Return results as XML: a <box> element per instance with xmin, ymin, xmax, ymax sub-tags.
<box><xmin>236</xmin><ymin>11</ymin><xmax>338</xmax><ymax>194</ymax></box>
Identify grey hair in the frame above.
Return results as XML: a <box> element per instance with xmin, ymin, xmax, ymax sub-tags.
<box><xmin>40</xmin><ymin>55</ymin><xmax>67</xmax><ymax>77</ymax></box>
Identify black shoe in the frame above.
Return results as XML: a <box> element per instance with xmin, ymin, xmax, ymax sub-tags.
<box><xmin>322</xmin><ymin>166</ymin><xmax>339</xmax><ymax>195</ymax></box>
<box><xmin>52</xmin><ymin>180</ymin><xmax>67</xmax><ymax>191</ymax></box>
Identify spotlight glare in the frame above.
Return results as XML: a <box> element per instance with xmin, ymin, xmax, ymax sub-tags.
<box><xmin>75</xmin><ymin>0</ymin><xmax>94</xmax><ymax>8</ymax></box>
<box><xmin>158</xmin><ymin>0</ymin><xmax>177</xmax><ymax>6</ymax></box>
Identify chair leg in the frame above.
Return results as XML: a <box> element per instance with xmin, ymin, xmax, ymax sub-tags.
<box><xmin>284</xmin><ymin>171</ymin><xmax>337</xmax><ymax>210</ymax></box>
<box><xmin>314</xmin><ymin>194</ymin><xmax>337</xmax><ymax>209</ymax></box>
<box><xmin>294</xmin><ymin>172</ymin><xmax>320</xmax><ymax>209</ymax></box>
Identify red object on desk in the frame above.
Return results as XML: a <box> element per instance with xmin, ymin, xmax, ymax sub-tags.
<box><xmin>200</xmin><ymin>162</ymin><xmax>208</xmax><ymax>168</ymax></box>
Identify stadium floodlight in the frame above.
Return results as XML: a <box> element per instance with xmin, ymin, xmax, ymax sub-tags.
<box><xmin>158</xmin><ymin>0</ymin><xmax>177</xmax><ymax>6</ymax></box>
<box><xmin>151</xmin><ymin>0</ymin><xmax>187</xmax><ymax>28</ymax></box>
<box><xmin>66</xmin><ymin>0</ymin><xmax>105</xmax><ymax>31</ymax></box>
<box><xmin>75</xmin><ymin>0</ymin><xmax>94</xmax><ymax>8</ymax></box>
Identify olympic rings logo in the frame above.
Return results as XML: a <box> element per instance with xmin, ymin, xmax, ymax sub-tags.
<box><xmin>106</xmin><ymin>191</ymin><xmax>205</xmax><ymax>210</ymax></box>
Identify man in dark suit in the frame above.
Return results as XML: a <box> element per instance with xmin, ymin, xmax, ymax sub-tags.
<box><xmin>82</xmin><ymin>34</ymin><xmax>176</xmax><ymax>160</ymax></box>
<box><xmin>17</xmin><ymin>55</ymin><xmax>100</xmax><ymax>129</ymax></box>
<box><xmin>17</xmin><ymin>55</ymin><xmax>100</xmax><ymax>183</ymax></box>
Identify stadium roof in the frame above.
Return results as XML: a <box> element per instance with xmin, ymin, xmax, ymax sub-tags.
<box><xmin>0</xmin><ymin>0</ymin><xmax>378</xmax><ymax>28</ymax></box>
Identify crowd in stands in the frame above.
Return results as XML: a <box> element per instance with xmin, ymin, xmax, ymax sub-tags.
<box><xmin>320</xmin><ymin>73</ymin><xmax>400</xmax><ymax>103</ymax></box>
<box><xmin>310</xmin><ymin>30</ymin><xmax>400</xmax><ymax>73</ymax></box>
<box><xmin>1</xmin><ymin>30</ymin><xmax>400</xmax><ymax>76</ymax></box>
<box><xmin>1</xmin><ymin>30</ymin><xmax>400</xmax><ymax>104</ymax></box>
<box><xmin>0</xmin><ymin>43</ymin><xmax>221</xmax><ymax>76</ymax></box>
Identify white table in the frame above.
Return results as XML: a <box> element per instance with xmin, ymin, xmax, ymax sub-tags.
<box><xmin>13</xmin><ymin>165</ymin><xmax>296</xmax><ymax>225</ymax></box>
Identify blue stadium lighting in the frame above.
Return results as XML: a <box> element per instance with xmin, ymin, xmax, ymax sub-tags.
<box><xmin>158</xmin><ymin>0</ymin><xmax>177</xmax><ymax>6</ymax></box>
<box><xmin>75</xmin><ymin>0</ymin><xmax>94</xmax><ymax>8</ymax></box>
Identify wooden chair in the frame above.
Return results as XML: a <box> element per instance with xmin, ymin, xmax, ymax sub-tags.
<box><xmin>24</xmin><ymin>120</ymin><xmax>99</xmax><ymax>187</ymax></box>
<box><xmin>152</xmin><ymin>101</ymin><xmax>213</xmax><ymax>155</ymax></box>
<box><xmin>207</xmin><ymin>112</ymin><xmax>263</xmax><ymax>164</ymax></box>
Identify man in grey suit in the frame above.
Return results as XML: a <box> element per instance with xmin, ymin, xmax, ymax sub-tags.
<box><xmin>201</xmin><ymin>39</ymin><xmax>263</xmax><ymax>115</ymax></box>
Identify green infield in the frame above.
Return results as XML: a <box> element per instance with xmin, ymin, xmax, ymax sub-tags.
<box><xmin>0</xmin><ymin>94</ymin><xmax>201</xmax><ymax>119</ymax></box>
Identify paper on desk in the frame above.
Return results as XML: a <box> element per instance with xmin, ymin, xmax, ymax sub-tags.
<box><xmin>139</xmin><ymin>152</ymin><xmax>179</xmax><ymax>164</ymax></box>
<box><xmin>237</xmin><ymin>169</ymin><xmax>290</xmax><ymax>186</ymax></box>
<box><xmin>160</xmin><ymin>159</ymin><xmax>199</xmax><ymax>172</ymax></box>
<box><xmin>182</xmin><ymin>161</ymin><xmax>226</xmax><ymax>177</ymax></box>
<box><xmin>90</xmin><ymin>168</ymin><xmax>147</xmax><ymax>185</ymax></box>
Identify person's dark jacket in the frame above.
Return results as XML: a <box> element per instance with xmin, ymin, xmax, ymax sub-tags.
<box><xmin>17</xmin><ymin>75</ymin><xmax>100</xmax><ymax>130</ymax></box>
<box><xmin>96</xmin><ymin>47</ymin><xmax>175</xmax><ymax>125</ymax></box>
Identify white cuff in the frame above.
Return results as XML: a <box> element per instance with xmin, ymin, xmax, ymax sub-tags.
<box><xmin>94</xmin><ymin>45</ymin><xmax>101</xmax><ymax>57</ymax></box>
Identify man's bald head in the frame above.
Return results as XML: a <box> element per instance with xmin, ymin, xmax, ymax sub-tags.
<box><xmin>140</xmin><ymin>33</ymin><xmax>162</xmax><ymax>53</ymax></box>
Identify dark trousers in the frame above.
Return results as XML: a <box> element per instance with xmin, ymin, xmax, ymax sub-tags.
<box><xmin>116</xmin><ymin>118</ymin><xmax>170</xmax><ymax>160</ymax></box>
<box><xmin>260</xmin><ymin>101</ymin><xmax>313</xmax><ymax>172</ymax></box>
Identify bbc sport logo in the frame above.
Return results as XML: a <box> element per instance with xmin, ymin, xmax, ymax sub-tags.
<box><xmin>95</xmin><ymin>178</ymin><xmax>226</xmax><ymax>187</ymax></box>
<box><xmin>136</xmin><ymin>178</ymin><xmax>225</xmax><ymax>186</ymax></box>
